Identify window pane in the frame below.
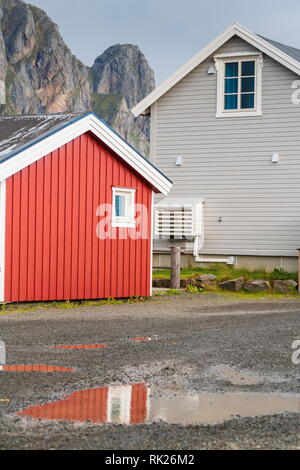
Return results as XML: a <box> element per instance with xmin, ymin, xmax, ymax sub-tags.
<box><xmin>225</xmin><ymin>78</ymin><xmax>238</xmax><ymax>93</ymax></box>
<box><xmin>242</xmin><ymin>61</ymin><xmax>255</xmax><ymax>76</ymax></box>
<box><xmin>225</xmin><ymin>94</ymin><xmax>238</xmax><ymax>110</ymax></box>
<box><xmin>225</xmin><ymin>62</ymin><xmax>238</xmax><ymax>77</ymax></box>
<box><xmin>115</xmin><ymin>195</ymin><xmax>126</xmax><ymax>217</ymax></box>
<box><xmin>241</xmin><ymin>77</ymin><xmax>255</xmax><ymax>92</ymax></box>
<box><xmin>241</xmin><ymin>93</ymin><xmax>255</xmax><ymax>109</ymax></box>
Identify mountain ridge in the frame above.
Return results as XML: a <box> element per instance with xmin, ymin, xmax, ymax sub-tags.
<box><xmin>0</xmin><ymin>0</ymin><xmax>154</xmax><ymax>154</ymax></box>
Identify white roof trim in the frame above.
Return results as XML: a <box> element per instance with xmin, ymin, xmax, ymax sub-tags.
<box><xmin>0</xmin><ymin>113</ymin><xmax>172</xmax><ymax>196</ymax></box>
<box><xmin>132</xmin><ymin>23</ymin><xmax>300</xmax><ymax>117</ymax></box>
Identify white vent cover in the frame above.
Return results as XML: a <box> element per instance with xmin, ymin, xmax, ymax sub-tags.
<box><xmin>155</xmin><ymin>197</ymin><xmax>204</xmax><ymax>239</ymax></box>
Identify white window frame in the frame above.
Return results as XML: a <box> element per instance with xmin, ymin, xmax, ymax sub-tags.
<box><xmin>112</xmin><ymin>187</ymin><xmax>136</xmax><ymax>228</ymax></box>
<box><xmin>215</xmin><ymin>52</ymin><xmax>263</xmax><ymax>118</ymax></box>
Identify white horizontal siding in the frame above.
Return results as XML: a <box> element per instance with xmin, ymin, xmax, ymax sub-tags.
<box><xmin>152</xmin><ymin>36</ymin><xmax>300</xmax><ymax>256</ymax></box>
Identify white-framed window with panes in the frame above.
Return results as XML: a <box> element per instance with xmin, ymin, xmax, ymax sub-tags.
<box><xmin>215</xmin><ymin>53</ymin><xmax>262</xmax><ymax>117</ymax></box>
<box><xmin>112</xmin><ymin>187</ymin><xmax>136</xmax><ymax>228</ymax></box>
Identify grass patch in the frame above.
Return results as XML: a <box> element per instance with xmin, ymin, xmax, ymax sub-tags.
<box><xmin>185</xmin><ymin>285</ymin><xmax>202</xmax><ymax>295</ymax></box>
<box><xmin>202</xmin><ymin>285</ymin><xmax>300</xmax><ymax>300</ymax></box>
<box><xmin>153</xmin><ymin>289</ymin><xmax>183</xmax><ymax>297</ymax></box>
<box><xmin>0</xmin><ymin>297</ymin><xmax>148</xmax><ymax>315</ymax></box>
<box><xmin>153</xmin><ymin>265</ymin><xmax>298</xmax><ymax>283</ymax></box>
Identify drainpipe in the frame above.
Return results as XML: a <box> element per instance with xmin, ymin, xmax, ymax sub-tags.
<box><xmin>193</xmin><ymin>235</ymin><xmax>235</xmax><ymax>266</ymax></box>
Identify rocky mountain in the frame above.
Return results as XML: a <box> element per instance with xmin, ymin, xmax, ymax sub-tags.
<box><xmin>0</xmin><ymin>0</ymin><xmax>155</xmax><ymax>154</ymax></box>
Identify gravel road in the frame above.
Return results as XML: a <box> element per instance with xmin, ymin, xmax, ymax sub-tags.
<box><xmin>0</xmin><ymin>293</ymin><xmax>299</xmax><ymax>450</ymax></box>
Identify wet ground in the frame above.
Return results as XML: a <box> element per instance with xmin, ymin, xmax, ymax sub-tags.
<box><xmin>0</xmin><ymin>293</ymin><xmax>299</xmax><ymax>450</ymax></box>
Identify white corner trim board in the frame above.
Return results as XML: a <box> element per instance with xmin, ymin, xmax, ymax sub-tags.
<box><xmin>0</xmin><ymin>114</ymin><xmax>172</xmax><ymax>196</ymax></box>
<box><xmin>132</xmin><ymin>23</ymin><xmax>300</xmax><ymax>117</ymax></box>
<box><xmin>0</xmin><ymin>180</ymin><xmax>6</xmax><ymax>302</ymax></box>
<box><xmin>149</xmin><ymin>191</ymin><xmax>154</xmax><ymax>296</ymax></box>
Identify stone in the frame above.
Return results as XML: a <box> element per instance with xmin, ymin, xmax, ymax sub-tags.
<box><xmin>195</xmin><ymin>274</ymin><xmax>217</xmax><ymax>282</ymax></box>
<box><xmin>273</xmin><ymin>280</ymin><xmax>297</xmax><ymax>293</ymax></box>
<box><xmin>152</xmin><ymin>279</ymin><xmax>170</xmax><ymax>289</ymax></box>
<box><xmin>180</xmin><ymin>278</ymin><xmax>201</xmax><ymax>289</ymax></box>
<box><xmin>219</xmin><ymin>278</ymin><xmax>244</xmax><ymax>292</ymax></box>
<box><xmin>195</xmin><ymin>274</ymin><xmax>217</xmax><ymax>288</ymax></box>
<box><xmin>243</xmin><ymin>280</ymin><xmax>271</xmax><ymax>292</ymax></box>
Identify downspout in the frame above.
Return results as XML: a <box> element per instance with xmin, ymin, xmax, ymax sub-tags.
<box><xmin>193</xmin><ymin>234</ymin><xmax>235</xmax><ymax>266</ymax></box>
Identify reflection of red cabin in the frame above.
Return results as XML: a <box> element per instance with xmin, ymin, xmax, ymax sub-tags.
<box><xmin>19</xmin><ymin>383</ymin><xmax>149</xmax><ymax>424</ymax></box>
<box><xmin>0</xmin><ymin>113</ymin><xmax>172</xmax><ymax>302</ymax></box>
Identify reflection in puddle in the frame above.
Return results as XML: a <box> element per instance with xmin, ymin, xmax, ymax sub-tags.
<box><xmin>53</xmin><ymin>345</ymin><xmax>108</xmax><ymax>350</ymax></box>
<box><xmin>19</xmin><ymin>384</ymin><xmax>149</xmax><ymax>424</ymax></box>
<box><xmin>18</xmin><ymin>383</ymin><xmax>300</xmax><ymax>425</ymax></box>
<box><xmin>0</xmin><ymin>365</ymin><xmax>74</xmax><ymax>372</ymax></box>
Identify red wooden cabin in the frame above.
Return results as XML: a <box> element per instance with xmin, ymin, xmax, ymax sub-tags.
<box><xmin>0</xmin><ymin>113</ymin><xmax>172</xmax><ymax>302</ymax></box>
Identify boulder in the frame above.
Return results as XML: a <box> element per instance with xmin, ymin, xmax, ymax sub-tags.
<box><xmin>243</xmin><ymin>280</ymin><xmax>270</xmax><ymax>292</ymax></box>
<box><xmin>181</xmin><ymin>278</ymin><xmax>201</xmax><ymax>288</ymax></box>
<box><xmin>195</xmin><ymin>274</ymin><xmax>217</xmax><ymax>288</ymax></box>
<box><xmin>195</xmin><ymin>274</ymin><xmax>217</xmax><ymax>282</ymax></box>
<box><xmin>273</xmin><ymin>280</ymin><xmax>297</xmax><ymax>293</ymax></box>
<box><xmin>219</xmin><ymin>278</ymin><xmax>244</xmax><ymax>292</ymax></box>
<box><xmin>152</xmin><ymin>279</ymin><xmax>170</xmax><ymax>289</ymax></box>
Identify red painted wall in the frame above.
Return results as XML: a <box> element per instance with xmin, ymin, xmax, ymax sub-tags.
<box><xmin>5</xmin><ymin>132</ymin><xmax>152</xmax><ymax>302</ymax></box>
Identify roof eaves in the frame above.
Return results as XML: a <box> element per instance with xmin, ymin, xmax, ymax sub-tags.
<box><xmin>89</xmin><ymin>112</ymin><xmax>172</xmax><ymax>185</ymax></box>
<box><xmin>0</xmin><ymin>112</ymin><xmax>90</xmax><ymax>164</ymax></box>
<box><xmin>0</xmin><ymin>111</ymin><xmax>172</xmax><ymax>193</ymax></box>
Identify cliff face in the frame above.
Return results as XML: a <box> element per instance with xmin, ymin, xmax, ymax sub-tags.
<box><xmin>92</xmin><ymin>44</ymin><xmax>155</xmax><ymax>109</ymax></box>
<box><xmin>0</xmin><ymin>0</ymin><xmax>155</xmax><ymax>154</ymax></box>
<box><xmin>1</xmin><ymin>0</ymin><xmax>92</xmax><ymax>114</ymax></box>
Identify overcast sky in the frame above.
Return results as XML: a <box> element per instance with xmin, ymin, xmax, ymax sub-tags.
<box><xmin>29</xmin><ymin>0</ymin><xmax>300</xmax><ymax>85</ymax></box>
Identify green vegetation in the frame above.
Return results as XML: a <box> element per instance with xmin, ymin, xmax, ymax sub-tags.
<box><xmin>92</xmin><ymin>93</ymin><xmax>123</xmax><ymax>123</ymax></box>
<box><xmin>0</xmin><ymin>297</ymin><xmax>148</xmax><ymax>315</ymax></box>
<box><xmin>153</xmin><ymin>265</ymin><xmax>298</xmax><ymax>283</ymax></box>
<box><xmin>153</xmin><ymin>265</ymin><xmax>300</xmax><ymax>299</ymax></box>
<box><xmin>4</xmin><ymin>67</ymin><xmax>19</xmax><ymax>114</ymax></box>
<box><xmin>153</xmin><ymin>289</ymin><xmax>182</xmax><ymax>297</ymax></box>
<box><xmin>185</xmin><ymin>285</ymin><xmax>202</xmax><ymax>294</ymax></box>
<box><xmin>198</xmin><ymin>286</ymin><xmax>300</xmax><ymax>300</ymax></box>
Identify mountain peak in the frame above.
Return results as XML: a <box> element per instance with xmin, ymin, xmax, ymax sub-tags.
<box><xmin>0</xmin><ymin>0</ymin><xmax>155</xmax><ymax>155</ymax></box>
<box><xmin>92</xmin><ymin>43</ymin><xmax>155</xmax><ymax>109</ymax></box>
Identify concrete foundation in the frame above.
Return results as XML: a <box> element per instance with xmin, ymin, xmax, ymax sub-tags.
<box><xmin>153</xmin><ymin>253</ymin><xmax>298</xmax><ymax>272</ymax></box>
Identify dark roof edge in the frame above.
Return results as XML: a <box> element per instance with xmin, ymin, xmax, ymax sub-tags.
<box><xmin>0</xmin><ymin>111</ymin><xmax>173</xmax><ymax>186</ymax></box>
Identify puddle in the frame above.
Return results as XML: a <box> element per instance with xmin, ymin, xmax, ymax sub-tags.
<box><xmin>53</xmin><ymin>345</ymin><xmax>108</xmax><ymax>350</ymax></box>
<box><xmin>0</xmin><ymin>365</ymin><xmax>74</xmax><ymax>372</ymax></box>
<box><xmin>18</xmin><ymin>383</ymin><xmax>300</xmax><ymax>425</ymax></box>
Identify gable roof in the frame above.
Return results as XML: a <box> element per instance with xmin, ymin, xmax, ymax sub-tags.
<box><xmin>0</xmin><ymin>114</ymin><xmax>83</xmax><ymax>163</ymax></box>
<box><xmin>0</xmin><ymin>112</ymin><xmax>172</xmax><ymax>195</ymax></box>
<box><xmin>132</xmin><ymin>23</ymin><xmax>300</xmax><ymax>117</ymax></box>
<box><xmin>259</xmin><ymin>35</ymin><xmax>300</xmax><ymax>63</ymax></box>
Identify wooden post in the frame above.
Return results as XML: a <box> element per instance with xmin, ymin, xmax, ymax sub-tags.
<box><xmin>170</xmin><ymin>246</ymin><xmax>181</xmax><ymax>290</ymax></box>
<box><xmin>298</xmin><ymin>249</ymin><xmax>300</xmax><ymax>294</ymax></box>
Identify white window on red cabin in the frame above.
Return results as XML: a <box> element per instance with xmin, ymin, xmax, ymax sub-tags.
<box><xmin>112</xmin><ymin>187</ymin><xmax>136</xmax><ymax>228</ymax></box>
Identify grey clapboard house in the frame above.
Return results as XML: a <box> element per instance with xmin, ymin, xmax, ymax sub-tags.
<box><xmin>132</xmin><ymin>23</ymin><xmax>300</xmax><ymax>271</ymax></box>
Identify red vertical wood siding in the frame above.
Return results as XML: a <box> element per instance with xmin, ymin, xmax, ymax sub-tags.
<box><xmin>4</xmin><ymin>132</ymin><xmax>152</xmax><ymax>302</ymax></box>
